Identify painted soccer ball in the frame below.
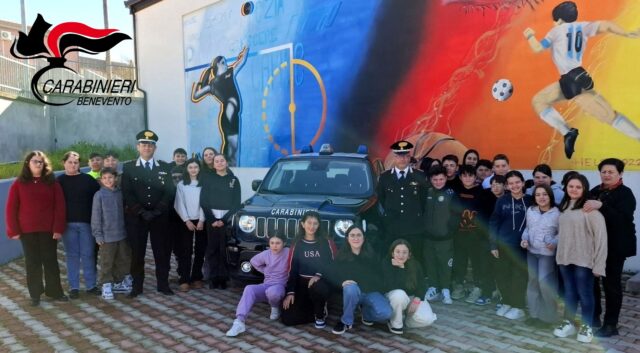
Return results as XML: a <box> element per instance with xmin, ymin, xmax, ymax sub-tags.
<box><xmin>492</xmin><ymin>79</ymin><xmax>514</xmax><ymax>102</ymax></box>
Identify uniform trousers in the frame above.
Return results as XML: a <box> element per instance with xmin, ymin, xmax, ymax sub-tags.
<box><xmin>126</xmin><ymin>213</ymin><xmax>172</xmax><ymax>292</ymax></box>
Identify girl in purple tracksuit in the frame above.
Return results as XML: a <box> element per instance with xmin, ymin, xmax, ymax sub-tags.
<box><xmin>226</xmin><ymin>233</ymin><xmax>290</xmax><ymax>337</ymax></box>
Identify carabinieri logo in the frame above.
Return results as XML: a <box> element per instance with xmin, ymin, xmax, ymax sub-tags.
<box><xmin>10</xmin><ymin>14</ymin><xmax>133</xmax><ymax>106</ymax></box>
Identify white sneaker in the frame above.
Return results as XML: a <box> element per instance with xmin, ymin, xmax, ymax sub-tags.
<box><xmin>496</xmin><ymin>304</ymin><xmax>511</xmax><ymax>317</ymax></box>
<box><xmin>102</xmin><ymin>283</ymin><xmax>114</xmax><ymax>300</ymax></box>
<box><xmin>504</xmin><ymin>307</ymin><xmax>525</xmax><ymax>320</ymax></box>
<box><xmin>553</xmin><ymin>320</ymin><xmax>577</xmax><ymax>338</ymax></box>
<box><xmin>576</xmin><ymin>324</ymin><xmax>593</xmax><ymax>343</ymax></box>
<box><xmin>269</xmin><ymin>307</ymin><xmax>281</xmax><ymax>320</ymax></box>
<box><xmin>226</xmin><ymin>319</ymin><xmax>246</xmax><ymax>337</ymax></box>
<box><xmin>123</xmin><ymin>274</ymin><xmax>133</xmax><ymax>287</ymax></box>
<box><xmin>451</xmin><ymin>284</ymin><xmax>466</xmax><ymax>300</ymax></box>
<box><xmin>442</xmin><ymin>288</ymin><xmax>453</xmax><ymax>305</ymax></box>
<box><xmin>465</xmin><ymin>287</ymin><xmax>482</xmax><ymax>303</ymax></box>
<box><xmin>112</xmin><ymin>280</ymin><xmax>132</xmax><ymax>293</ymax></box>
<box><xmin>425</xmin><ymin>287</ymin><xmax>441</xmax><ymax>302</ymax></box>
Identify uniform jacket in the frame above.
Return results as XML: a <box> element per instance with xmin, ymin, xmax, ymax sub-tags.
<box><xmin>377</xmin><ymin>168</ymin><xmax>428</xmax><ymax>236</ymax></box>
<box><xmin>121</xmin><ymin>158</ymin><xmax>173</xmax><ymax>215</ymax></box>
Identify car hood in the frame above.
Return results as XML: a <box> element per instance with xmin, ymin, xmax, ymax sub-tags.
<box><xmin>241</xmin><ymin>193</ymin><xmax>369</xmax><ymax>214</ymax></box>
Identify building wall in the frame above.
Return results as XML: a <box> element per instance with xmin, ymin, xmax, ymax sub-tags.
<box><xmin>134</xmin><ymin>0</ymin><xmax>219</xmax><ymax>159</ymax></box>
<box><xmin>132</xmin><ymin>0</ymin><xmax>640</xmax><ymax>271</ymax></box>
<box><xmin>0</xmin><ymin>96</ymin><xmax>145</xmax><ymax>162</ymax></box>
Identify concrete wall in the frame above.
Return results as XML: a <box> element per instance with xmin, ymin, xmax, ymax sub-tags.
<box><xmin>0</xmin><ymin>97</ymin><xmax>54</xmax><ymax>162</ymax></box>
<box><xmin>0</xmin><ymin>96</ymin><xmax>145</xmax><ymax>162</ymax></box>
<box><xmin>0</xmin><ymin>177</ymin><xmax>26</xmax><ymax>264</ymax></box>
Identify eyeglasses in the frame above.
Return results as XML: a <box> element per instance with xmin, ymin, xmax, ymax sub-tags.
<box><xmin>30</xmin><ymin>160</ymin><xmax>44</xmax><ymax>165</ymax></box>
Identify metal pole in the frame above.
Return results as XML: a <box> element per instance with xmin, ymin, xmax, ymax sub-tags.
<box><xmin>103</xmin><ymin>0</ymin><xmax>112</xmax><ymax>81</ymax></box>
<box><xmin>20</xmin><ymin>0</ymin><xmax>27</xmax><ymax>33</ymax></box>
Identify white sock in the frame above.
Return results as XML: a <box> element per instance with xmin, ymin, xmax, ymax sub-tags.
<box><xmin>612</xmin><ymin>113</ymin><xmax>640</xmax><ymax>140</ymax></box>
<box><xmin>540</xmin><ymin>107</ymin><xmax>570</xmax><ymax>135</ymax></box>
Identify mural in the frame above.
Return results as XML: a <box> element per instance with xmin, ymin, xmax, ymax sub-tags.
<box><xmin>183</xmin><ymin>0</ymin><xmax>640</xmax><ymax>170</ymax></box>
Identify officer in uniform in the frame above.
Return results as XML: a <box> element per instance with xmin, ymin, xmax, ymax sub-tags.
<box><xmin>122</xmin><ymin>130</ymin><xmax>175</xmax><ymax>297</ymax></box>
<box><xmin>376</xmin><ymin>140</ymin><xmax>428</xmax><ymax>256</ymax></box>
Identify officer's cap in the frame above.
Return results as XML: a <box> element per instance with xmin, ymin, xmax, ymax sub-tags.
<box><xmin>136</xmin><ymin>130</ymin><xmax>158</xmax><ymax>144</ymax></box>
<box><xmin>390</xmin><ymin>140</ymin><xmax>413</xmax><ymax>155</ymax></box>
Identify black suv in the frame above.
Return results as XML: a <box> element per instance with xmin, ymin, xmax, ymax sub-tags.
<box><xmin>227</xmin><ymin>144</ymin><xmax>381</xmax><ymax>281</ymax></box>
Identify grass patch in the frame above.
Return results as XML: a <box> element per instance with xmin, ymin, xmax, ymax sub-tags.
<box><xmin>0</xmin><ymin>141</ymin><xmax>137</xmax><ymax>180</ymax></box>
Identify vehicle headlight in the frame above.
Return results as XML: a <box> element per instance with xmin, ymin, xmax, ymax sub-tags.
<box><xmin>238</xmin><ymin>215</ymin><xmax>256</xmax><ymax>233</ymax></box>
<box><xmin>240</xmin><ymin>261</ymin><xmax>252</xmax><ymax>273</ymax></box>
<box><xmin>334</xmin><ymin>219</ymin><xmax>354</xmax><ymax>237</ymax></box>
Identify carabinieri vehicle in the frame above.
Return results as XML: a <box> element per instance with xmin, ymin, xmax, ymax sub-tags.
<box><xmin>227</xmin><ymin>144</ymin><xmax>381</xmax><ymax>281</ymax></box>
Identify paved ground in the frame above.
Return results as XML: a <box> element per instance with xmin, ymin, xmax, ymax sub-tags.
<box><xmin>0</xmin><ymin>245</ymin><xmax>639</xmax><ymax>353</ymax></box>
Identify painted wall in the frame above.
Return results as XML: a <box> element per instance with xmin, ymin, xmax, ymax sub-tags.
<box><xmin>133</xmin><ymin>0</ymin><xmax>640</xmax><ymax>270</ymax></box>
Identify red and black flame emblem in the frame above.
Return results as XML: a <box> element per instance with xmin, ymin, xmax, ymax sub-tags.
<box><xmin>10</xmin><ymin>14</ymin><xmax>131</xmax><ymax>105</ymax></box>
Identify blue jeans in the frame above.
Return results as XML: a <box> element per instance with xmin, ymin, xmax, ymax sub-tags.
<box><xmin>559</xmin><ymin>264</ymin><xmax>594</xmax><ymax>326</ymax></box>
<box><xmin>62</xmin><ymin>222</ymin><xmax>96</xmax><ymax>290</ymax></box>
<box><xmin>341</xmin><ymin>284</ymin><xmax>392</xmax><ymax>325</ymax></box>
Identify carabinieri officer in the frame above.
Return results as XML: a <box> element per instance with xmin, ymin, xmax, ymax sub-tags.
<box><xmin>122</xmin><ymin>130</ymin><xmax>175</xmax><ymax>297</ymax></box>
<box><xmin>376</xmin><ymin>140</ymin><xmax>428</xmax><ymax>254</ymax></box>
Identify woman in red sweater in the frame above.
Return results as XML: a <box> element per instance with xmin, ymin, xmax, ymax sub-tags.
<box><xmin>5</xmin><ymin>151</ymin><xmax>68</xmax><ymax>306</ymax></box>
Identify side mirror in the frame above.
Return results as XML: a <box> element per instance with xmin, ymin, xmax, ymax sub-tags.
<box><xmin>252</xmin><ymin>179</ymin><xmax>262</xmax><ymax>191</ymax></box>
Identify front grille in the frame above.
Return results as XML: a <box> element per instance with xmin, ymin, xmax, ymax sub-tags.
<box><xmin>255</xmin><ymin>217</ymin><xmax>330</xmax><ymax>239</ymax></box>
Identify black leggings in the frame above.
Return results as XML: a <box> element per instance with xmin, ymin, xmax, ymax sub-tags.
<box><xmin>281</xmin><ymin>277</ymin><xmax>331</xmax><ymax>326</ymax></box>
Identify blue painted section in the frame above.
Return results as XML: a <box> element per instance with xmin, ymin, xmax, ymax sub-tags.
<box><xmin>182</xmin><ymin>0</ymin><xmax>382</xmax><ymax>167</ymax></box>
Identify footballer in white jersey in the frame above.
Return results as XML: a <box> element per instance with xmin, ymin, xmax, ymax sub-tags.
<box><xmin>523</xmin><ymin>1</ymin><xmax>640</xmax><ymax>159</ymax></box>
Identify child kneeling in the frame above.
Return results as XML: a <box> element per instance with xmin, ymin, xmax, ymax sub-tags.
<box><xmin>226</xmin><ymin>234</ymin><xmax>289</xmax><ymax>336</ymax></box>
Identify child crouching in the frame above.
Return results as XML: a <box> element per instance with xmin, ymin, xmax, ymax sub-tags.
<box><xmin>226</xmin><ymin>233</ymin><xmax>290</xmax><ymax>336</ymax></box>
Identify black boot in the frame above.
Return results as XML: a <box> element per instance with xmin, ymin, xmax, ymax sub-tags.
<box><xmin>563</xmin><ymin>128</ymin><xmax>579</xmax><ymax>159</ymax></box>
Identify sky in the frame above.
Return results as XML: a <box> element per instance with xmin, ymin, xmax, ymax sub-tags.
<box><xmin>2</xmin><ymin>0</ymin><xmax>135</xmax><ymax>63</ymax></box>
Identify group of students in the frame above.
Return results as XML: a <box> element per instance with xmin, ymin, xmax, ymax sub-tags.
<box><xmin>226</xmin><ymin>211</ymin><xmax>435</xmax><ymax>338</ymax></box>
<box><xmin>376</xmin><ymin>144</ymin><xmax>636</xmax><ymax>343</ymax></box>
<box><xmin>4</xmin><ymin>138</ymin><xmax>637</xmax><ymax>344</ymax></box>
<box><xmin>4</xmin><ymin>132</ymin><xmax>241</xmax><ymax>306</ymax></box>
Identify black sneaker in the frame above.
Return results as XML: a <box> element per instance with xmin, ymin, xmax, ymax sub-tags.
<box><xmin>86</xmin><ymin>287</ymin><xmax>101</xmax><ymax>296</ymax></box>
<box><xmin>361</xmin><ymin>317</ymin><xmax>374</xmax><ymax>326</ymax></box>
<box><xmin>332</xmin><ymin>322</ymin><xmax>352</xmax><ymax>335</ymax></box>
<box><xmin>52</xmin><ymin>295</ymin><xmax>69</xmax><ymax>303</ymax></box>
<box><xmin>594</xmin><ymin>324</ymin><xmax>619</xmax><ymax>337</ymax></box>
<box><xmin>69</xmin><ymin>289</ymin><xmax>80</xmax><ymax>299</ymax></box>
<box><xmin>158</xmin><ymin>288</ymin><xmax>175</xmax><ymax>296</ymax></box>
<box><xmin>314</xmin><ymin>316</ymin><xmax>326</xmax><ymax>329</ymax></box>
<box><xmin>563</xmin><ymin>128</ymin><xmax>579</xmax><ymax>159</ymax></box>
<box><xmin>30</xmin><ymin>298</ymin><xmax>40</xmax><ymax>307</ymax></box>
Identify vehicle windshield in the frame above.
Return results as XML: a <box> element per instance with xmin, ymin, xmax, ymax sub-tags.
<box><xmin>260</xmin><ymin>157</ymin><xmax>373</xmax><ymax>196</ymax></box>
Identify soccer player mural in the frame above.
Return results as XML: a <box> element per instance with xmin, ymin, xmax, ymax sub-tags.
<box><xmin>182</xmin><ymin>0</ymin><xmax>640</xmax><ymax>170</ymax></box>
<box><xmin>524</xmin><ymin>1</ymin><xmax>640</xmax><ymax>159</ymax></box>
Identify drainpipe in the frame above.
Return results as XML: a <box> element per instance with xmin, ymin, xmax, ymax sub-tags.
<box><xmin>130</xmin><ymin>10</ymin><xmax>149</xmax><ymax>129</ymax></box>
